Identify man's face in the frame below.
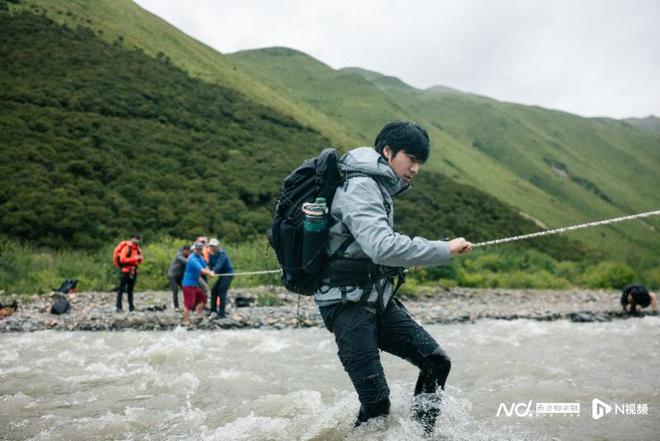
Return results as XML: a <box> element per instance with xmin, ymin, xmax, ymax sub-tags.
<box><xmin>131</xmin><ymin>238</ymin><xmax>140</xmax><ymax>245</ymax></box>
<box><xmin>194</xmin><ymin>247</ymin><xmax>203</xmax><ymax>256</ymax></box>
<box><xmin>183</xmin><ymin>249</ymin><xmax>192</xmax><ymax>257</ymax></box>
<box><xmin>384</xmin><ymin>147</ymin><xmax>422</xmax><ymax>183</ymax></box>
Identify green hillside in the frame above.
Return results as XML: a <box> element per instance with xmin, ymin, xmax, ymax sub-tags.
<box><xmin>10</xmin><ymin>0</ymin><xmax>657</xmax><ymax>271</ymax></box>
<box><xmin>228</xmin><ymin>50</ymin><xmax>660</xmax><ymax>270</ymax></box>
<box><xmin>0</xmin><ymin>7</ymin><xmax>586</xmax><ymax>264</ymax></box>
<box><xmin>0</xmin><ymin>10</ymin><xmax>328</xmax><ymax>248</ymax></box>
<box><xmin>10</xmin><ymin>0</ymin><xmax>361</xmax><ymax>149</ymax></box>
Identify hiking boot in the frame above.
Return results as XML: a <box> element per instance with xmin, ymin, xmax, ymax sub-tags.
<box><xmin>116</xmin><ymin>307</ymin><xmax>124</xmax><ymax>313</ymax></box>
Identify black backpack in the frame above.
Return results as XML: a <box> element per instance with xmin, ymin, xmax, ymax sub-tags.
<box><xmin>55</xmin><ymin>279</ymin><xmax>77</xmax><ymax>294</ymax></box>
<box><xmin>269</xmin><ymin>149</ymin><xmax>343</xmax><ymax>295</ymax></box>
<box><xmin>50</xmin><ymin>294</ymin><xmax>71</xmax><ymax>315</ymax></box>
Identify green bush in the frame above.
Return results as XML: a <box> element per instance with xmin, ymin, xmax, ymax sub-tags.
<box><xmin>397</xmin><ymin>277</ymin><xmax>422</xmax><ymax>298</ymax></box>
<box><xmin>582</xmin><ymin>261</ymin><xmax>636</xmax><ymax>289</ymax></box>
<box><xmin>641</xmin><ymin>267</ymin><xmax>660</xmax><ymax>290</ymax></box>
<box><xmin>0</xmin><ymin>236</ymin><xmax>281</xmax><ymax>294</ymax></box>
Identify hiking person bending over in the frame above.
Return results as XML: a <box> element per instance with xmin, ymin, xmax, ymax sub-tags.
<box><xmin>315</xmin><ymin>121</ymin><xmax>472</xmax><ymax>432</ymax></box>
<box><xmin>621</xmin><ymin>284</ymin><xmax>658</xmax><ymax>315</ymax></box>
<box><xmin>116</xmin><ymin>234</ymin><xmax>143</xmax><ymax>312</ymax></box>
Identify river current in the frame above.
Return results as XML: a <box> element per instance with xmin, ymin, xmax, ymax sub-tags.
<box><xmin>1</xmin><ymin>318</ymin><xmax>658</xmax><ymax>440</ymax></box>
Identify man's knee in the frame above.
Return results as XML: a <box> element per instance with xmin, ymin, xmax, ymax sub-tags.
<box><xmin>416</xmin><ymin>347</ymin><xmax>451</xmax><ymax>394</ymax></box>
<box><xmin>429</xmin><ymin>347</ymin><xmax>451</xmax><ymax>375</ymax></box>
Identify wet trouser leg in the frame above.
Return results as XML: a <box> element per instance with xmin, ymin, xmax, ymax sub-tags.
<box><xmin>320</xmin><ymin>302</ymin><xmax>391</xmax><ymax>427</ymax></box>
<box><xmin>320</xmin><ymin>299</ymin><xmax>450</xmax><ymax>431</ymax></box>
<box><xmin>379</xmin><ymin>299</ymin><xmax>450</xmax><ymax>432</ymax></box>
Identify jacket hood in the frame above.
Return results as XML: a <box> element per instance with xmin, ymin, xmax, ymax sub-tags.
<box><xmin>339</xmin><ymin>147</ymin><xmax>409</xmax><ymax>196</ymax></box>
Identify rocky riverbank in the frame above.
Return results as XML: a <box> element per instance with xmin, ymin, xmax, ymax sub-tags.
<box><xmin>0</xmin><ymin>287</ymin><xmax>653</xmax><ymax>333</ymax></box>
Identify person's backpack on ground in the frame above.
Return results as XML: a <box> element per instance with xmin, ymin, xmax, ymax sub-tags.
<box><xmin>54</xmin><ymin>279</ymin><xmax>77</xmax><ymax>294</ymax></box>
<box><xmin>0</xmin><ymin>300</ymin><xmax>18</xmax><ymax>317</ymax></box>
<box><xmin>50</xmin><ymin>294</ymin><xmax>70</xmax><ymax>315</ymax></box>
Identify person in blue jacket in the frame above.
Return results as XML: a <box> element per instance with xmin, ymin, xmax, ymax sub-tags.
<box><xmin>182</xmin><ymin>242</ymin><xmax>214</xmax><ymax>325</ymax></box>
<box><xmin>207</xmin><ymin>238</ymin><xmax>234</xmax><ymax>318</ymax></box>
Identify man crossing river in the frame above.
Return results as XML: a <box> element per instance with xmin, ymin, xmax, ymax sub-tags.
<box><xmin>314</xmin><ymin>121</ymin><xmax>472</xmax><ymax>432</ymax></box>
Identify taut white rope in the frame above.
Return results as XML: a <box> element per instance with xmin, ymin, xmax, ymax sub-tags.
<box><xmin>473</xmin><ymin>209</ymin><xmax>660</xmax><ymax>248</ymax></box>
<box><xmin>210</xmin><ymin>269</ymin><xmax>281</xmax><ymax>277</ymax></box>
<box><xmin>209</xmin><ymin>210</ymin><xmax>660</xmax><ymax>276</ymax></box>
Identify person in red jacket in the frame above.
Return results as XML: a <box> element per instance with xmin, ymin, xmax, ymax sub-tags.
<box><xmin>116</xmin><ymin>234</ymin><xmax>144</xmax><ymax>312</ymax></box>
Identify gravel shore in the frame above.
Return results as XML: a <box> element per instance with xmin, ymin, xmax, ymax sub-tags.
<box><xmin>0</xmin><ymin>287</ymin><xmax>652</xmax><ymax>333</ymax></box>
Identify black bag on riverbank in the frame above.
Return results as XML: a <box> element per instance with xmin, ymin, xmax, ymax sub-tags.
<box><xmin>50</xmin><ymin>294</ymin><xmax>70</xmax><ymax>315</ymax></box>
<box><xmin>0</xmin><ymin>300</ymin><xmax>18</xmax><ymax>317</ymax></box>
<box><xmin>55</xmin><ymin>279</ymin><xmax>77</xmax><ymax>294</ymax></box>
<box><xmin>235</xmin><ymin>296</ymin><xmax>254</xmax><ymax>308</ymax></box>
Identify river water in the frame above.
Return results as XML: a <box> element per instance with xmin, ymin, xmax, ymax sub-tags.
<box><xmin>1</xmin><ymin>318</ymin><xmax>658</xmax><ymax>441</ymax></box>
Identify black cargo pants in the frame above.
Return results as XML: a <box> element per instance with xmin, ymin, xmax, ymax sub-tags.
<box><xmin>320</xmin><ymin>297</ymin><xmax>451</xmax><ymax>428</ymax></box>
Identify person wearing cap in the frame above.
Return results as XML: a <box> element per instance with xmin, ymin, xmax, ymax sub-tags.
<box><xmin>207</xmin><ymin>238</ymin><xmax>235</xmax><ymax>318</ymax></box>
<box><xmin>116</xmin><ymin>234</ymin><xmax>144</xmax><ymax>312</ymax></box>
<box><xmin>181</xmin><ymin>242</ymin><xmax>215</xmax><ymax>324</ymax></box>
<box><xmin>167</xmin><ymin>244</ymin><xmax>192</xmax><ymax>311</ymax></box>
<box><xmin>195</xmin><ymin>236</ymin><xmax>211</xmax><ymax>298</ymax></box>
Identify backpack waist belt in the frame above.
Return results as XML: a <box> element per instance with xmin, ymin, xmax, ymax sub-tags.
<box><xmin>322</xmin><ymin>258</ymin><xmax>405</xmax><ymax>289</ymax></box>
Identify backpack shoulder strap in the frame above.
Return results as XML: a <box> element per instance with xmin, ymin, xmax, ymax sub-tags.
<box><xmin>331</xmin><ymin>172</ymin><xmax>392</xmax><ymax>259</ymax></box>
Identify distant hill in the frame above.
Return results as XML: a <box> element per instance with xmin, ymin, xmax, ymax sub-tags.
<box><xmin>228</xmin><ymin>48</ymin><xmax>660</xmax><ymax>270</ymax></box>
<box><xmin>624</xmin><ymin>115</ymin><xmax>660</xmax><ymax>133</ymax></box>
<box><xmin>0</xmin><ymin>6</ymin><xmax>588</xmax><ymax>262</ymax></box>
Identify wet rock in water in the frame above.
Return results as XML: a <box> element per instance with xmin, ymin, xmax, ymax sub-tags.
<box><xmin>571</xmin><ymin>312</ymin><xmax>595</xmax><ymax>322</ymax></box>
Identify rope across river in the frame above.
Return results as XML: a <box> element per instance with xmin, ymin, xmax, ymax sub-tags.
<box><xmin>210</xmin><ymin>209</ymin><xmax>660</xmax><ymax>277</ymax></box>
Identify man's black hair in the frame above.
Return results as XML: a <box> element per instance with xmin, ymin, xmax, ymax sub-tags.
<box><xmin>374</xmin><ymin>121</ymin><xmax>430</xmax><ymax>163</ymax></box>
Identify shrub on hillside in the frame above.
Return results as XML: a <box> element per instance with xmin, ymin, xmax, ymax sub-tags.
<box><xmin>582</xmin><ymin>261</ymin><xmax>636</xmax><ymax>289</ymax></box>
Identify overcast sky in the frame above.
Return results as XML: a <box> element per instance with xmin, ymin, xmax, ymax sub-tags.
<box><xmin>134</xmin><ymin>0</ymin><xmax>659</xmax><ymax>119</ymax></box>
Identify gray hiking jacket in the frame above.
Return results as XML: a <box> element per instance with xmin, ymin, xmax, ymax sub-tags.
<box><xmin>167</xmin><ymin>250</ymin><xmax>188</xmax><ymax>279</ymax></box>
<box><xmin>314</xmin><ymin>147</ymin><xmax>451</xmax><ymax>308</ymax></box>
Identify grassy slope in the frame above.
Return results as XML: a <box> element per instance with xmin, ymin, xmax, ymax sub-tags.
<box><xmin>0</xmin><ymin>10</ymin><xmax>329</xmax><ymax>248</ymax></box>
<box><xmin>13</xmin><ymin>0</ymin><xmax>360</xmax><ymax>148</ymax></box>
<box><xmin>0</xmin><ymin>8</ymin><xmax>582</xmax><ymax>261</ymax></box>
<box><xmin>228</xmin><ymin>51</ymin><xmax>660</xmax><ymax>268</ymax></box>
<box><xmin>363</xmin><ymin>73</ymin><xmax>660</xmax><ymax>266</ymax></box>
<box><xmin>5</xmin><ymin>0</ymin><xmax>657</xmax><ymax>270</ymax></box>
